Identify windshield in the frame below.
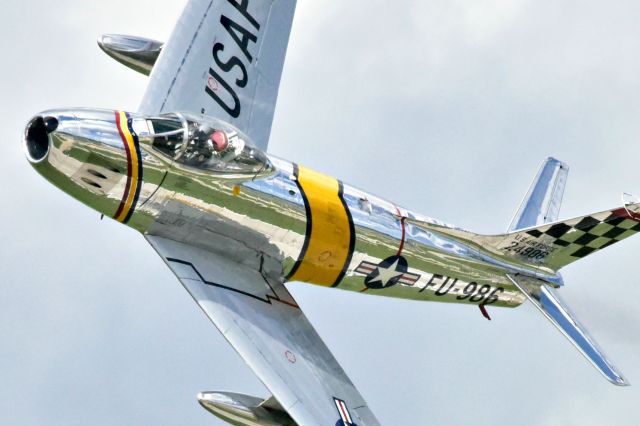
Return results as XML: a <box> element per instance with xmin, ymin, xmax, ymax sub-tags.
<box><xmin>147</xmin><ymin>115</ymin><xmax>184</xmax><ymax>158</ymax></box>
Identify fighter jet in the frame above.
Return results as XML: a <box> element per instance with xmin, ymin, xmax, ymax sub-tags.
<box><xmin>22</xmin><ymin>0</ymin><xmax>638</xmax><ymax>424</ymax></box>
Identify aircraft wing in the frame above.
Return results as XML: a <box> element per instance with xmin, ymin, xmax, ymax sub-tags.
<box><xmin>137</xmin><ymin>0</ymin><xmax>296</xmax><ymax>152</ymax></box>
<box><xmin>146</xmin><ymin>236</ymin><xmax>380</xmax><ymax>426</ymax></box>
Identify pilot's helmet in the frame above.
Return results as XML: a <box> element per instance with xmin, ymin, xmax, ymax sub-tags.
<box><xmin>210</xmin><ymin>130</ymin><xmax>229</xmax><ymax>152</ymax></box>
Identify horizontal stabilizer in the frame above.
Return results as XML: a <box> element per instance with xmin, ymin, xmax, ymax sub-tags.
<box><xmin>508</xmin><ymin>157</ymin><xmax>568</xmax><ymax>232</ymax></box>
<box><xmin>507</xmin><ymin>274</ymin><xmax>627</xmax><ymax>385</ymax></box>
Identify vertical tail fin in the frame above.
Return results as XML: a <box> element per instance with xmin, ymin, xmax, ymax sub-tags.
<box><xmin>508</xmin><ymin>157</ymin><xmax>569</xmax><ymax>232</ymax></box>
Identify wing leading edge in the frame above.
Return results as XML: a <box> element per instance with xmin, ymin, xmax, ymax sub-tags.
<box><xmin>146</xmin><ymin>236</ymin><xmax>380</xmax><ymax>426</ymax></box>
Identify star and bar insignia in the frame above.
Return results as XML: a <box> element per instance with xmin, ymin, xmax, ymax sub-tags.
<box><xmin>355</xmin><ymin>255</ymin><xmax>421</xmax><ymax>289</ymax></box>
<box><xmin>334</xmin><ymin>397</ymin><xmax>358</xmax><ymax>426</ymax></box>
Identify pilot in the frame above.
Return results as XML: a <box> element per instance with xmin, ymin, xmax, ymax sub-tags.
<box><xmin>188</xmin><ymin>125</ymin><xmax>225</xmax><ymax>163</ymax></box>
<box><xmin>187</xmin><ymin>125</ymin><xmax>243</xmax><ymax>166</ymax></box>
<box><xmin>210</xmin><ymin>130</ymin><xmax>229</xmax><ymax>152</ymax></box>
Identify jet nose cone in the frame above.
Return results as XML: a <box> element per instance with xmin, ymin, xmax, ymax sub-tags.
<box><xmin>23</xmin><ymin>115</ymin><xmax>58</xmax><ymax>163</ymax></box>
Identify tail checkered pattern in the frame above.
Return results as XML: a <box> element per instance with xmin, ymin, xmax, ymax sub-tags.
<box><xmin>515</xmin><ymin>206</ymin><xmax>640</xmax><ymax>269</ymax></box>
<box><xmin>526</xmin><ymin>208</ymin><xmax>640</xmax><ymax>258</ymax></box>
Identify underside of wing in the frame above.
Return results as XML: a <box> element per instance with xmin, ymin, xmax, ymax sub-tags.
<box><xmin>146</xmin><ymin>236</ymin><xmax>380</xmax><ymax>426</ymax></box>
<box><xmin>138</xmin><ymin>0</ymin><xmax>297</xmax><ymax>152</ymax></box>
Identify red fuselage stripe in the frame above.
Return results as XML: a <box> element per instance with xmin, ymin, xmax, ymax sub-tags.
<box><xmin>395</xmin><ymin>206</ymin><xmax>406</xmax><ymax>256</ymax></box>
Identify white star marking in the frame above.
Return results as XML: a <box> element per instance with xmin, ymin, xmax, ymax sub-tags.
<box><xmin>368</xmin><ymin>258</ymin><xmax>403</xmax><ymax>287</ymax></box>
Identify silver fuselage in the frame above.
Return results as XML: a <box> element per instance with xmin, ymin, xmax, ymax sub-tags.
<box><xmin>25</xmin><ymin>109</ymin><xmax>534</xmax><ymax>308</ymax></box>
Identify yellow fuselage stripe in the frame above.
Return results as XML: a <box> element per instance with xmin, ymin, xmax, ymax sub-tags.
<box><xmin>288</xmin><ymin>165</ymin><xmax>354</xmax><ymax>287</ymax></box>
<box><xmin>115</xmin><ymin>111</ymin><xmax>139</xmax><ymax>223</ymax></box>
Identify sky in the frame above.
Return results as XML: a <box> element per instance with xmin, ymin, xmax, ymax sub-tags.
<box><xmin>2</xmin><ymin>0</ymin><xmax>640</xmax><ymax>425</ymax></box>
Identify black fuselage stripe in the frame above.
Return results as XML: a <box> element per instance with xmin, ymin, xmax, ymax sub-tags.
<box><xmin>285</xmin><ymin>163</ymin><xmax>312</xmax><ymax>281</ymax></box>
<box><xmin>333</xmin><ymin>180</ymin><xmax>356</xmax><ymax>287</ymax></box>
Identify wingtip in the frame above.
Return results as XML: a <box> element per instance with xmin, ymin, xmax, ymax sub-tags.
<box><xmin>608</xmin><ymin>376</ymin><xmax>630</xmax><ymax>387</ymax></box>
<box><xmin>599</xmin><ymin>362</ymin><xmax>628</xmax><ymax>386</ymax></box>
<box><xmin>545</xmin><ymin>156</ymin><xmax>569</xmax><ymax>170</ymax></box>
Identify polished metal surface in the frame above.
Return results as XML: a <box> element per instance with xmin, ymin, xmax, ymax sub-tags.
<box><xmin>198</xmin><ymin>392</ymin><xmax>296</xmax><ymax>426</ymax></box>
<box><xmin>24</xmin><ymin>107</ymin><xmax>532</xmax><ymax>308</ymax></box>
<box><xmin>97</xmin><ymin>34</ymin><xmax>163</xmax><ymax>76</ymax></box>
<box><xmin>21</xmin><ymin>1</ymin><xmax>640</xmax><ymax>422</ymax></box>
<box><xmin>148</xmin><ymin>235</ymin><xmax>380</xmax><ymax>425</ymax></box>
<box><xmin>29</xmin><ymin>102</ymin><xmax>640</xmax><ymax>401</ymax></box>
<box><xmin>508</xmin><ymin>157</ymin><xmax>568</xmax><ymax>232</ymax></box>
<box><xmin>507</xmin><ymin>274</ymin><xmax>627</xmax><ymax>386</ymax></box>
<box><xmin>141</xmin><ymin>143</ymin><xmax>529</xmax><ymax>306</ymax></box>
<box><xmin>23</xmin><ymin>109</ymin><xmax>168</xmax><ymax>226</ymax></box>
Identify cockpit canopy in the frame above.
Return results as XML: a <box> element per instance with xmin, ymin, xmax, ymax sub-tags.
<box><xmin>142</xmin><ymin>113</ymin><xmax>272</xmax><ymax>177</ymax></box>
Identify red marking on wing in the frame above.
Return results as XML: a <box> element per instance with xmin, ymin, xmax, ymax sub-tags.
<box><xmin>207</xmin><ymin>76</ymin><xmax>218</xmax><ymax>92</ymax></box>
<box><xmin>266</xmin><ymin>294</ymin><xmax>299</xmax><ymax>309</ymax></box>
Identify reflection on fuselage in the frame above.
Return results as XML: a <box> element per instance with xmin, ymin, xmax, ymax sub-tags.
<box><xmin>24</xmin><ymin>108</ymin><xmax>528</xmax><ymax>309</ymax></box>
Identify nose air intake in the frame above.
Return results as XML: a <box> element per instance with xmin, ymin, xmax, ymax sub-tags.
<box><xmin>24</xmin><ymin>116</ymin><xmax>58</xmax><ymax>163</ymax></box>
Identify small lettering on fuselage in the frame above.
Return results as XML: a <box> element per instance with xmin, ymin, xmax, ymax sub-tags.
<box><xmin>205</xmin><ymin>0</ymin><xmax>260</xmax><ymax>118</ymax></box>
<box><xmin>353</xmin><ymin>257</ymin><xmax>505</xmax><ymax>305</ymax></box>
<box><xmin>418</xmin><ymin>273</ymin><xmax>504</xmax><ymax>305</ymax></box>
<box><xmin>499</xmin><ymin>233</ymin><xmax>555</xmax><ymax>261</ymax></box>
